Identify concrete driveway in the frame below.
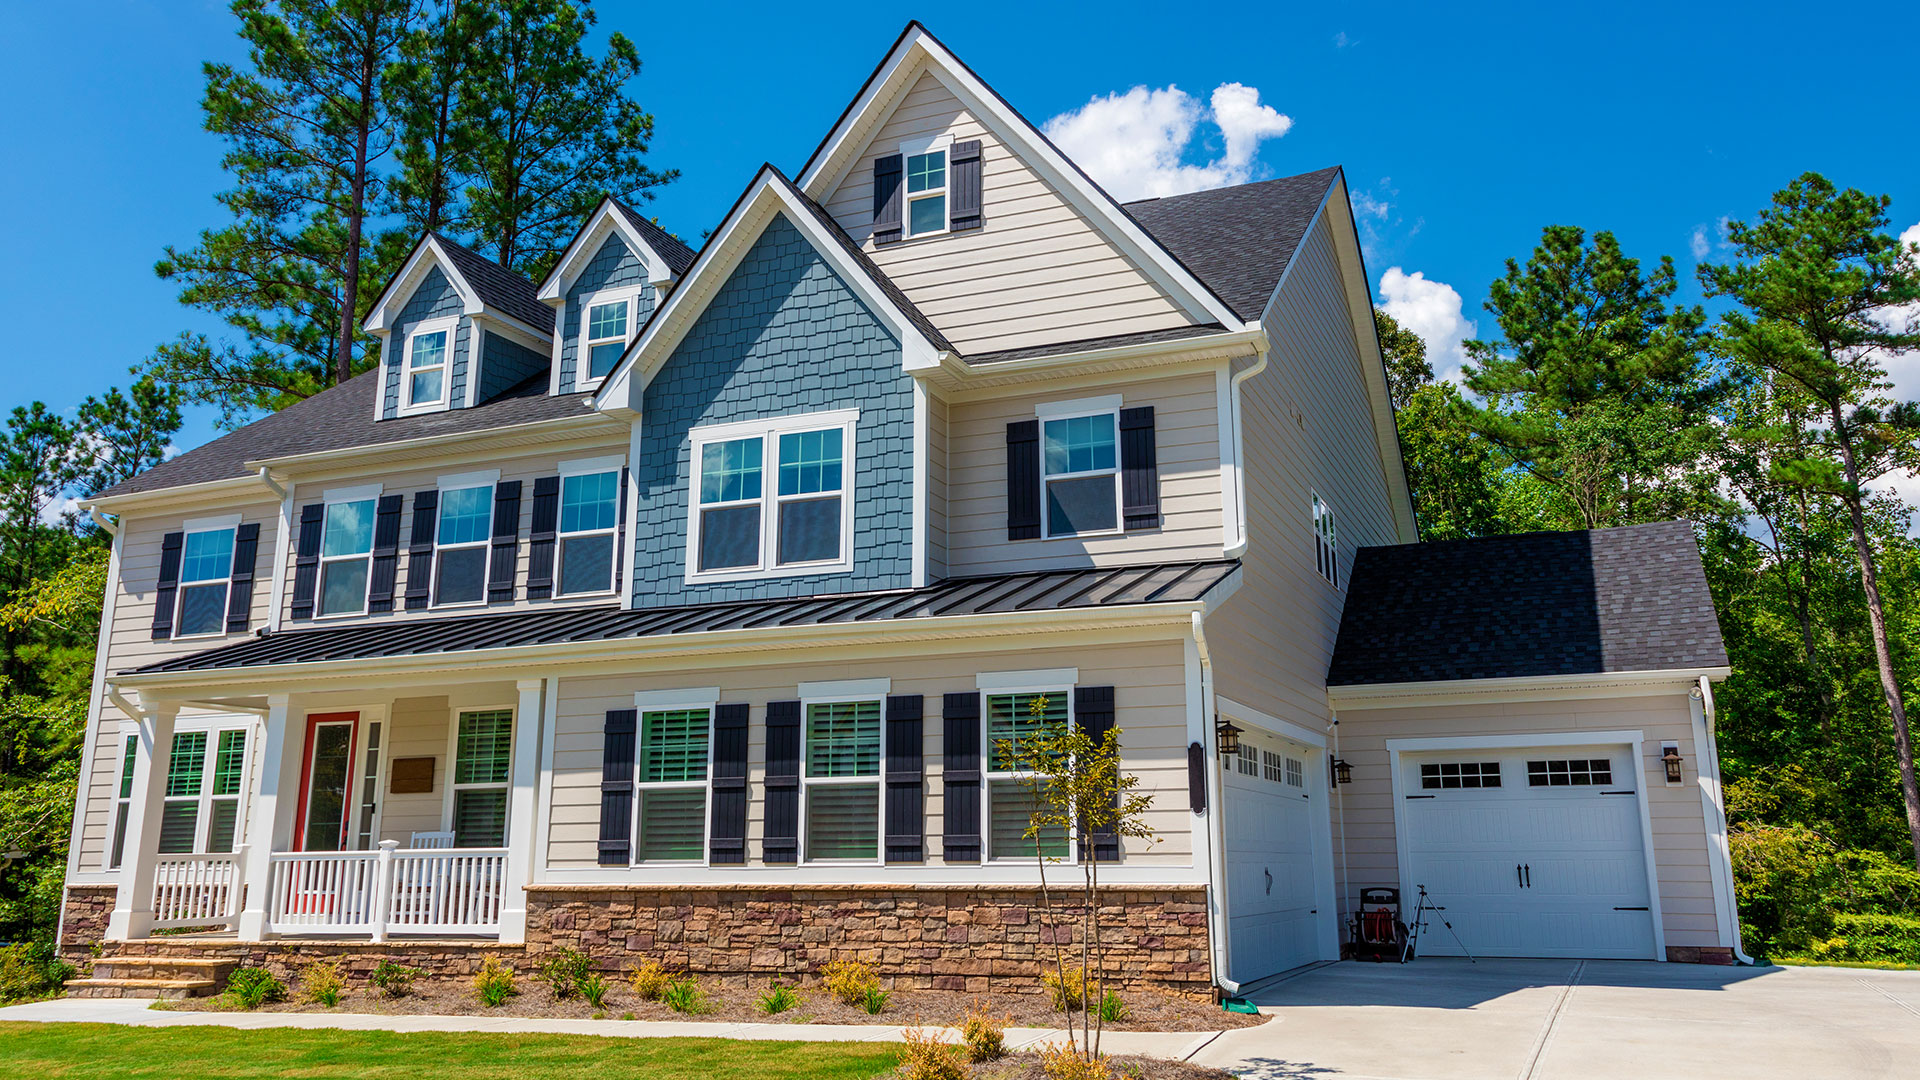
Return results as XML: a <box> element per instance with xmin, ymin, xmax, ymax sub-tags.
<box><xmin>1192</xmin><ymin>958</ymin><xmax>1920</xmax><ymax>1080</ymax></box>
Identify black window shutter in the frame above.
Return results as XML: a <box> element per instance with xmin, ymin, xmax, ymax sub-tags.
<box><xmin>884</xmin><ymin>695</ymin><xmax>925</xmax><ymax>863</ymax></box>
<box><xmin>611</xmin><ymin>466</ymin><xmax>630</xmax><ymax>595</ymax></box>
<box><xmin>709</xmin><ymin>702</ymin><xmax>750</xmax><ymax>865</ymax></box>
<box><xmin>1006</xmin><ymin>419</ymin><xmax>1041</xmax><ymax>541</ymax></box>
<box><xmin>598</xmin><ymin>709</ymin><xmax>637</xmax><ymax>866</ymax></box>
<box><xmin>763</xmin><ymin>700</ymin><xmax>801</xmax><ymax>864</ymax></box>
<box><xmin>224</xmin><ymin>522</ymin><xmax>261</xmax><ymax>633</ymax></box>
<box><xmin>289</xmin><ymin>504</ymin><xmax>326</xmax><ymax>621</ymax></box>
<box><xmin>366</xmin><ymin>495</ymin><xmax>404</xmax><ymax>613</ymax></box>
<box><xmin>150</xmin><ymin>531</ymin><xmax>184</xmax><ymax>640</ymax></box>
<box><xmin>1074</xmin><ymin>686</ymin><xmax>1120</xmax><ymax>861</ymax></box>
<box><xmin>942</xmin><ymin>691</ymin><xmax>982</xmax><ymax>862</ymax></box>
<box><xmin>526</xmin><ymin>476</ymin><xmax>561</xmax><ymax>600</ymax></box>
<box><xmin>1119</xmin><ymin>406</ymin><xmax>1161</xmax><ymax>531</ymax></box>
<box><xmin>403</xmin><ymin>490</ymin><xmax>437</xmax><ymax>610</ymax></box>
<box><xmin>486</xmin><ymin>480</ymin><xmax>521</xmax><ymax>603</ymax></box>
<box><xmin>872</xmin><ymin>153</ymin><xmax>904</xmax><ymax>244</ymax></box>
<box><xmin>950</xmin><ymin>140</ymin><xmax>983</xmax><ymax>231</ymax></box>
<box><xmin>1187</xmin><ymin>741</ymin><xmax>1208</xmax><ymax>814</ymax></box>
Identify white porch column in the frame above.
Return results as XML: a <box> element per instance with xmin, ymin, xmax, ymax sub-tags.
<box><xmin>238</xmin><ymin>694</ymin><xmax>301</xmax><ymax>940</ymax></box>
<box><xmin>105</xmin><ymin>696</ymin><xmax>178</xmax><ymax>940</ymax></box>
<box><xmin>498</xmin><ymin>677</ymin><xmax>546</xmax><ymax>942</ymax></box>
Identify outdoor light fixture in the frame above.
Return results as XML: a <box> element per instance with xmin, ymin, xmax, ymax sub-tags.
<box><xmin>1215</xmin><ymin>717</ymin><xmax>1243</xmax><ymax>757</ymax></box>
<box><xmin>1330</xmin><ymin>757</ymin><xmax>1354</xmax><ymax>785</ymax></box>
<box><xmin>1661</xmin><ymin>742</ymin><xmax>1685</xmax><ymax>785</ymax></box>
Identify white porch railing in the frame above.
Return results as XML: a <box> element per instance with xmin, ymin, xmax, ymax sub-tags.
<box><xmin>266</xmin><ymin>842</ymin><xmax>507</xmax><ymax>940</ymax></box>
<box><xmin>151</xmin><ymin>849</ymin><xmax>244</xmax><ymax>929</ymax></box>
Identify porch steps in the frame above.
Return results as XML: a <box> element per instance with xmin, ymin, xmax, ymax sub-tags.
<box><xmin>66</xmin><ymin>977</ymin><xmax>220</xmax><ymax>1000</ymax></box>
<box><xmin>73</xmin><ymin>955</ymin><xmax>238</xmax><ymax>999</ymax></box>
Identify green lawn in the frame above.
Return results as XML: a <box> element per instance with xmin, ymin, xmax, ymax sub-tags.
<box><xmin>0</xmin><ymin>1022</ymin><xmax>901</xmax><ymax>1079</ymax></box>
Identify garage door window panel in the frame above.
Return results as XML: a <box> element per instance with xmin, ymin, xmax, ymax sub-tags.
<box><xmin>1527</xmin><ymin>758</ymin><xmax>1612</xmax><ymax>787</ymax></box>
<box><xmin>1420</xmin><ymin>761</ymin><xmax>1502</xmax><ymax>790</ymax></box>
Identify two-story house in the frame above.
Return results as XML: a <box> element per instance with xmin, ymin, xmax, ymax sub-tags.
<box><xmin>59</xmin><ymin>23</ymin><xmax>1744</xmax><ymax>1000</ymax></box>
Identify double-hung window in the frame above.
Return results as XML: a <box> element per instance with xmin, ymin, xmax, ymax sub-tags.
<box><xmin>318</xmin><ymin>492</ymin><xmax>378</xmax><ymax>616</ymax></box>
<box><xmin>109</xmin><ymin>734</ymin><xmax>137</xmax><ymax>869</ymax></box>
<box><xmin>985</xmin><ymin>690</ymin><xmax>1072</xmax><ymax>860</ymax></box>
<box><xmin>558</xmin><ymin>467</ymin><xmax>620</xmax><ymax>595</ymax></box>
<box><xmin>904</xmin><ymin>142</ymin><xmax>949</xmax><ymax>237</ymax></box>
<box><xmin>175</xmin><ymin>520</ymin><xmax>236</xmax><ymax>637</ymax></box>
<box><xmin>402</xmin><ymin>317</ymin><xmax>456</xmax><ymax>413</ymax></box>
<box><xmin>450</xmin><ymin>709</ymin><xmax>513</xmax><ymax>847</ymax></box>
<box><xmin>634</xmin><ymin>704</ymin><xmax>711</xmax><ymax>862</ymax></box>
<box><xmin>156</xmin><ymin>726</ymin><xmax>250</xmax><ymax>855</ymax></box>
<box><xmin>1039</xmin><ymin>400</ymin><xmax>1121</xmax><ymax>538</ymax></box>
<box><xmin>687</xmin><ymin>411</ymin><xmax>856</xmax><ymax>582</ymax></box>
<box><xmin>803</xmin><ymin>698</ymin><xmax>882</xmax><ymax>862</ymax></box>
<box><xmin>579</xmin><ymin>290</ymin><xmax>639</xmax><ymax>386</ymax></box>
<box><xmin>435</xmin><ymin>478</ymin><xmax>495</xmax><ymax>606</ymax></box>
<box><xmin>1312</xmin><ymin>493</ymin><xmax>1338</xmax><ymax>586</ymax></box>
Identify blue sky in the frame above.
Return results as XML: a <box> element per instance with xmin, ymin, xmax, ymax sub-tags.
<box><xmin>4</xmin><ymin>1</ymin><xmax>1917</xmax><ymax>458</ymax></box>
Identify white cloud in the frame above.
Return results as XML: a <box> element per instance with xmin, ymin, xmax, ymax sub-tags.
<box><xmin>1043</xmin><ymin>83</ymin><xmax>1293</xmax><ymax>202</ymax></box>
<box><xmin>39</xmin><ymin>493</ymin><xmax>81</xmax><ymax>528</ymax></box>
<box><xmin>1333</xmin><ymin>31</ymin><xmax>1352</xmax><ymax>48</ymax></box>
<box><xmin>1351</xmin><ymin>190</ymin><xmax>1390</xmax><ymax>220</ymax></box>
<box><xmin>1377</xmin><ymin>267</ymin><xmax>1477</xmax><ymax>386</ymax></box>
<box><xmin>1690</xmin><ymin>227</ymin><xmax>1711</xmax><ymax>260</ymax></box>
<box><xmin>1878</xmin><ymin>222</ymin><xmax>1920</xmax><ymax>403</ymax></box>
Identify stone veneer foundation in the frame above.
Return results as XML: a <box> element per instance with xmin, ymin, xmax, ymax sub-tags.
<box><xmin>58</xmin><ymin>885</ymin><xmax>117</xmax><ymax>967</ymax></box>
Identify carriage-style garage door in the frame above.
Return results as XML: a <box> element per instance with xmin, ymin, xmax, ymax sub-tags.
<box><xmin>1225</xmin><ymin>732</ymin><xmax>1322</xmax><ymax>982</ymax></box>
<box><xmin>1398</xmin><ymin>744</ymin><xmax>1657</xmax><ymax>960</ymax></box>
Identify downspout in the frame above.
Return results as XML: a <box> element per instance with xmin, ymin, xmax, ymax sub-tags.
<box><xmin>1220</xmin><ymin>349</ymin><xmax>1270</xmax><ymax>560</ymax></box>
<box><xmin>1193</xmin><ymin>611</ymin><xmax>1239</xmax><ymax>995</ymax></box>
<box><xmin>88</xmin><ymin>507</ymin><xmax>118</xmax><ymax>536</ymax></box>
<box><xmin>1693</xmin><ymin>676</ymin><xmax>1756</xmax><ymax>964</ymax></box>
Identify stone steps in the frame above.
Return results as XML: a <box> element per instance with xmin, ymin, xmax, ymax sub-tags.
<box><xmin>78</xmin><ymin>952</ymin><xmax>238</xmax><ymax>998</ymax></box>
<box><xmin>66</xmin><ymin>977</ymin><xmax>220</xmax><ymax>1000</ymax></box>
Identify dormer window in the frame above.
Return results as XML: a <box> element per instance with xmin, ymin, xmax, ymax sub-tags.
<box><xmin>906</xmin><ymin>149</ymin><xmax>947</xmax><ymax>236</ymax></box>
<box><xmin>579</xmin><ymin>288</ymin><xmax>642</xmax><ymax>389</ymax></box>
<box><xmin>401</xmin><ymin>316</ymin><xmax>458</xmax><ymax>414</ymax></box>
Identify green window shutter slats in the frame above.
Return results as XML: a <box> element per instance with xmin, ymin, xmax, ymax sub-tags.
<box><xmin>212</xmin><ymin>730</ymin><xmax>247</xmax><ymax>796</ymax></box>
<box><xmin>640</xmin><ymin>709</ymin><xmax>708</xmax><ymax>783</ymax></box>
<box><xmin>455</xmin><ymin>710</ymin><xmax>514</xmax><ymax>785</ymax></box>
<box><xmin>805</xmin><ymin>700</ymin><xmax>881</xmax><ymax>777</ymax></box>
<box><xmin>165</xmin><ymin>731</ymin><xmax>207</xmax><ymax>798</ymax></box>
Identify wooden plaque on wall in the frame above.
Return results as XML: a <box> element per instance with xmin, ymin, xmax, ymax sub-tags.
<box><xmin>389</xmin><ymin>757</ymin><xmax>435</xmax><ymax>794</ymax></box>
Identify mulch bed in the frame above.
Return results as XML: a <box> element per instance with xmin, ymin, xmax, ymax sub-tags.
<box><xmin>968</xmin><ymin>1056</ymin><xmax>1236</xmax><ymax>1079</ymax></box>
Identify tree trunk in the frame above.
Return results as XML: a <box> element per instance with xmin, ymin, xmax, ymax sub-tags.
<box><xmin>1831</xmin><ymin>403</ymin><xmax>1920</xmax><ymax>870</ymax></box>
<box><xmin>335</xmin><ymin>60</ymin><xmax>375</xmax><ymax>389</ymax></box>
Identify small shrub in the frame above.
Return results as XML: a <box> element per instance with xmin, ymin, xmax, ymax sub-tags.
<box><xmin>370</xmin><ymin>960</ymin><xmax>420</xmax><ymax>999</ymax></box>
<box><xmin>299</xmin><ymin>960</ymin><xmax>345</xmax><ymax>1007</ymax></box>
<box><xmin>223</xmin><ymin>967</ymin><xmax>286</xmax><ymax>1010</ymax></box>
<box><xmin>961</xmin><ymin>1001</ymin><xmax>1008</xmax><ymax>1062</ymax></box>
<box><xmin>1097</xmin><ymin>989</ymin><xmax>1130</xmax><ymax>1023</ymax></box>
<box><xmin>0</xmin><ymin>944</ymin><xmax>72</xmax><ymax>1005</ymax></box>
<box><xmin>1043</xmin><ymin>965</ymin><xmax>1087</xmax><ymax>1012</ymax></box>
<box><xmin>758</xmin><ymin>983</ymin><xmax>800</xmax><ymax>1014</ymax></box>
<box><xmin>538</xmin><ymin>947</ymin><xmax>595</xmax><ymax>1001</ymax></box>
<box><xmin>473</xmin><ymin>956</ymin><xmax>518</xmax><ymax>1008</ymax></box>
<box><xmin>859</xmin><ymin>985</ymin><xmax>890</xmax><ymax>1014</ymax></box>
<box><xmin>621</xmin><ymin>1011</ymin><xmax>635</xmax><ymax>1021</ymax></box>
<box><xmin>628</xmin><ymin>959</ymin><xmax>672</xmax><ymax>1002</ymax></box>
<box><xmin>662</xmin><ymin>975</ymin><xmax>711</xmax><ymax>1015</ymax></box>
<box><xmin>1039</xmin><ymin>1043</ymin><xmax>1114</xmax><ymax>1080</ymax></box>
<box><xmin>581</xmin><ymin>972</ymin><xmax>610</xmax><ymax>1009</ymax></box>
<box><xmin>898</xmin><ymin>1026</ymin><xmax>967</xmax><ymax>1080</ymax></box>
<box><xmin>819</xmin><ymin>958</ymin><xmax>881</xmax><ymax>1007</ymax></box>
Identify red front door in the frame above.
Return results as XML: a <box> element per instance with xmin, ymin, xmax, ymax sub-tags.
<box><xmin>294</xmin><ymin>712</ymin><xmax>359</xmax><ymax>852</ymax></box>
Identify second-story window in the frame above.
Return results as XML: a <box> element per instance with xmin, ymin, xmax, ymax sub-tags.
<box><xmin>1313</xmin><ymin>492</ymin><xmax>1339</xmax><ymax>586</ymax></box>
<box><xmin>435</xmin><ymin>484</ymin><xmax>494</xmax><ymax>606</ymax></box>
<box><xmin>402</xmin><ymin>317</ymin><xmax>456</xmax><ymax>413</ymax></box>
<box><xmin>686</xmin><ymin>410</ymin><xmax>856</xmax><ymax>583</ymax></box>
<box><xmin>175</xmin><ymin>525</ymin><xmax>235</xmax><ymax>637</ymax></box>
<box><xmin>1041</xmin><ymin>407</ymin><xmax>1120</xmax><ymax>538</ymax></box>
<box><xmin>580</xmin><ymin>290</ymin><xmax>639</xmax><ymax>386</ymax></box>
<box><xmin>558</xmin><ymin>469</ymin><xmax>619</xmax><ymax>595</ymax></box>
<box><xmin>905</xmin><ymin>146</ymin><xmax>948</xmax><ymax>236</ymax></box>
<box><xmin>319</xmin><ymin>496</ymin><xmax>377</xmax><ymax>616</ymax></box>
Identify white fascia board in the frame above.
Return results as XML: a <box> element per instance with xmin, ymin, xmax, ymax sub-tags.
<box><xmin>797</xmin><ymin>26</ymin><xmax>1243</xmax><ymax>330</ymax></box>
<box><xmin>238</xmin><ymin>413</ymin><xmax>620</xmax><ymax>476</ymax></box>
<box><xmin>1327</xmin><ymin>666</ymin><xmax>1735</xmax><ymax>710</ymax></box>
<box><xmin>470</xmin><ymin>309</ymin><xmax>554</xmax><ymax>351</ymax></box>
<box><xmin>83</xmin><ymin>474</ymin><xmax>277</xmax><ymax>514</ymax></box>
<box><xmin>592</xmin><ymin>170</ymin><xmax>943</xmax><ymax>418</ymax></box>
<box><xmin>536</xmin><ymin>200</ymin><xmax>673</xmax><ymax>303</ymax></box>
<box><xmin>364</xmin><ymin>236</ymin><xmax>482</xmax><ymax>333</ymax></box>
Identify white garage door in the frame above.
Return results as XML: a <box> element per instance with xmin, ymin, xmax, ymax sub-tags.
<box><xmin>1399</xmin><ymin>745</ymin><xmax>1656</xmax><ymax>960</ymax></box>
<box><xmin>1225</xmin><ymin>734</ymin><xmax>1321</xmax><ymax>981</ymax></box>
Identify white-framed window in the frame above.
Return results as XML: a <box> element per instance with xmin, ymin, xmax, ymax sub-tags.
<box><xmin>434</xmin><ymin>473</ymin><xmax>496</xmax><ymax>607</ymax></box>
<box><xmin>108</xmin><ymin>733</ymin><xmax>137</xmax><ymax>869</ymax></box>
<box><xmin>1313</xmin><ymin>492</ymin><xmax>1339</xmax><ymax>586</ymax></box>
<box><xmin>174</xmin><ymin>516</ymin><xmax>238</xmax><ymax>638</ymax></box>
<box><xmin>631</xmin><ymin>692</ymin><xmax>715</xmax><ymax>863</ymax></box>
<box><xmin>557</xmin><ymin>458</ymin><xmax>621</xmax><ymax>596</ymax></box>
<box><xmin>1421</xmin><ymin>760</ymin><xmax>1502</xmax><ymax>790</ymax></box>
<box><xmin>318</xmin><ymin>488</ymin><xmax>380</xmax><ymax>617</ymax></box>
<box><xmin>801</xmin><ymin>695</ymin><xmax>884</xmax><ymax>863</ymax></box>
<box><xmin>448</xmin><ymin>708</ymin><xmax>513</xmax><ymax>847</ymax></box>
<box><xmin>686</xmin><ymin>410</ymin><xmax>857</xmax><ymax>583</ymax></box>
<box><xmin>1286</xmin><ymin>755</ymin><xmax>1305</xmax><ymax>788</ymax></box>
<box><xmin>578</xmin><ymin>288</ymin><xmax>641</xmax><ymax>388</ymax></box>
<box><xmin>401</xmin><ymin>316</ymin><xmax>458</xmax><ymax>414</ymax></box>
<box><xmin>1038</xmin><ymin>397</ymin><xmax>1122</xmax><ymax>538</ymax></box>
<box><xmin>902</xmin><ymin>138</ymin><xmax>950</xmax><ymax>238</ymax></box>
<box><xmin>1236</xmin><ymin>742</ymin><xmax>1259</xmax><ymax>777</ymax></box>
<box><xmin>983</xmin><ymin>688</ymin><xmax>1074</xmax><ymax>861</ymax></box>
<box><xmin>157</xmin><ymin>726</ymin><xmax>251</xmax><ymax>855</ymax></box>
<box><xmin>352</xmin><ymin>719</ymin><xmax>384</xmax><ymax>851</ymax></box>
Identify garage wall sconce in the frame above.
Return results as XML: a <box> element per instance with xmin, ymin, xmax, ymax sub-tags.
<box><xmin>1661</xmin><ymin>742</ymin><xmax>1685</xmax><ymax>785</ymax></box>
<box><xmin>1329</xmin><ymin>757</ymin><xmax>1353</xmax><ymax>785</ymax></box>
<box><xmin>1214</xmin><ymin>718</ymin><xmax>1243</xmax><ymax>757</ymax></box>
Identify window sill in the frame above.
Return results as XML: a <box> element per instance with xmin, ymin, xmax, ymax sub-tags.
<box><xmin>684</xmin><ymin>558</ymin><xmax>854</xmax><ymax>587</ymax></box>
<box><xmin>168</xmin><ymin>630</ymin><xmax>236</xmax><ymax>643</ymax></box>
<box><xmin>1035</xmin><ymin>527</ymin><xmax>1126</xmax><ymax>542</ymax></box>
<box><xmin>395</xmin><ymin>400</ymin><xmax>451</xmax><ymax>418</ymax></box>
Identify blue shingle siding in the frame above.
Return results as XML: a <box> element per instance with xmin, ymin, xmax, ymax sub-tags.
<box><xmin>382</xmin><ymin>266</ymin><xmax>468</xmax><ymax>418</ymax></box>
<box><xmin>631</xmin><ymin>212</ymin><xmax>912</xmax><ymax>607</ymax></box>
<box><xmin>557</xmin><ymin>233</ymin><xmax>654</xmax><ymax>394</ymax></box>
<box><xmin>477</xmin><ymin>329</ymin><xmax>549</xmax><ymax>402</ymax></box>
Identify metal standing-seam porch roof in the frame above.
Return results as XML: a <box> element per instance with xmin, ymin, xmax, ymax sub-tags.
<box><xmin>128</xmin><ymin>560</ymin><xmax>1240</xmax><ymax>675</ymax></box>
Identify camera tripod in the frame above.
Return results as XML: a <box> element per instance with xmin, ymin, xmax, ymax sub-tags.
<box><xmin>1401</xmin><ymin>885</ymin><xmax>1476</xmax><ymax>963</ymax></box>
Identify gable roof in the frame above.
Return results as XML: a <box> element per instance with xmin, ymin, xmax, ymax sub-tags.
<box><xmin>1124</xmin><ymin>167</ymin><xmax>1342</xmax><ymax>322</ymax></box>
<box><xmin>611</xmin><ymin>199</ymin><xmax>699</xmax><ymax>276</ymax></box>
<box><xmin>362</xmin><ymin>232</ymin><xmax>552</xmax><ymax>341</ymax></box>
<box><xmin>536</xmin><ymin>196</ymin><xmax>698</xmax><ymax>302</ymax></box>
<box><xmin>1326</xmin><ymin>522</ymin><xmax>1729</xmax><ymax>687</ymax></box>
<box><xmin>429</xmin><ymin>232</ymin><xmax>552</xmax><ymax>331</ymax></box>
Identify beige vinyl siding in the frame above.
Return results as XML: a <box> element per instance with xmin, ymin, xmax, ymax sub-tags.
<box><xmin>1207</xmin><ymin>209</ymin><xmax>1399</xmax><ymax>730</ymax></box>
<box><xmin>926</xmin><ymin>392</ymin><xmax>949</xmax><ymax>581</ymax></box>
<box><xmin>1328</xmin><ymin>693</ymin><xmax>1724</xmax><ymax>948</ymax></box>
<box><xmin>377</xmin><ymin>697</ymin><xmax>453</xmax><ymax>842</ymax></box>
<box><xmin>945</xmin><ymin>372</ymin><xmax>1223</xmax><ymax>576</ymax></box>
<box><xmin>822</xmin><ymin>70</ymin><xmax>1196</xmax><ymax>355</ymax></box>
<box><xmin>546</xmin><ymin>639</ymin><xmax>1193</xmax><ymax>871</ymax></box>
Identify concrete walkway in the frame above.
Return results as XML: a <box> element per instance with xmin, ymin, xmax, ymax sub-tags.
<box><xmin>1194</xmin><ymin>958</ymin><xmax>1920</xmax><ymax>1080</ymax></box>
<box><xmin>0</xmin><ymin>996</ymin><xmax>1229</xmax><ymax>1060</ymax></box>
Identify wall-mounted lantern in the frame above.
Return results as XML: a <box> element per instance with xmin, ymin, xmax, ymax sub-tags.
<box><xmin>1215</xmin><ymin>718</ymin><xmax>1243</xmax><ymax>758</ymax></box>
<box><xmin>1661</xmin><ymin>742</ymin><xmax>1685</xmax><ymax>785</ymax></box>
<box><xmin>1330</xmin><ymin>757</ymin><xmax>1353</xmax><ymax>785</ymax></box>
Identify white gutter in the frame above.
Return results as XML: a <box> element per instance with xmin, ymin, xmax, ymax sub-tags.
<box><xmin>87</xmin><ymin>507</ymin><xmax>118</xmax><ymax>535</ymax></box>
<box><xmin>257</xmin><ymin>466</ymin><xmax>288</xmax><ymax>501</ymax></box>
<box><xmin>1220</xmin><ymin>348</ymin><xmax>1270</xmax><ymax>560</ymax></box>
<box><xmin>1192</xmin><ymin>610</ymin><xmax>1239</xmax><ymax>996</ymax></box>
<box><xmin>1692</xmin><ymin>676</ymin><xmax>1755</xmax><ymax>964</ymax></box>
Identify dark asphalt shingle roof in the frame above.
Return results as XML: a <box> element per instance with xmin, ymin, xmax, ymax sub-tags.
<box><xmin>967</xmin><ymin>324</ymin><xmax>1229</xmax><ymax>365</ymax></box>
<box><xmin>128</xmin><ymin>559</ymin><xmax>1240</xmax><ymax>674</ymax></box>
<box><xmin>1326</xmin><ymin>522</ymin><xmax>1728</xmax><ymax>686</ymax></box>
<box><xmin>611</xmin><ymin>199</ymin><xmax>700</xmax><ymax>276</ymax></box>
<box><xmin>1124</xmin><ymin>166</ymin><xmax>1342</xmax><ymax>322</ymax></box>
<box><xmin>430</xmin><ymin>233</ymin><xmax>554</xmax><ymax>334</ymax></box>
